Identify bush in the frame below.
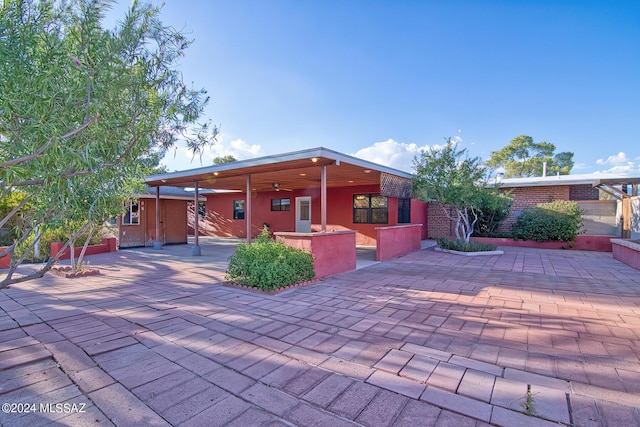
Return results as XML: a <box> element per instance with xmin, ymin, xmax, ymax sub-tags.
<box><xmin>473</xmin><ymin>190</ymin><xmax>513</xmax><ymax>236</ymax></box>
<box><xmin>511</xmin><ymin>200</ymin><xmax>583</xmax><ymax>242</ymax></box>
<box><xmin>437</xmin><ymin>237</ymin><xmax>497</xmax><ymax>252</ymax></box>
<box><xmin>226</xmin><ymin>228</ymin><xmax>315</xmax><ymax>290</ymax></box>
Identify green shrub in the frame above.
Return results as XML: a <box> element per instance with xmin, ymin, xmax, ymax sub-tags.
<box><xmin>437</xmin><ymin>237</ymin><xmax>497</xmax><ymax>252</ymax></box>
<box><xmin>511</xmin><ymin>200</ymin><xmax>583</xmax><ymax>242</ymax></box>
<box><xmin>226</xmin><ymin>228</ymin><xmax>315</xmax><ymax>290</ymax></box>
<box><xmin>473</xmin><ymin>190</ymin><xmax>513</xmax><ymax>236</ymax></box>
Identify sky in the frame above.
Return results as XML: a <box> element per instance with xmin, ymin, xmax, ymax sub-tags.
<box><xmin>107</xmin><ymin>1</ymin><xmax>639</xmax><ymax>175</ymax></box>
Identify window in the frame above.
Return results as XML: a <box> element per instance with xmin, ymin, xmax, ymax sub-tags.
<box><xmin>271</xmin><ymin>198</ymin><xmax>291</xmax><ymax>211</ymax></box>
<box><xmin>353</xmin><ymin>194</ymin><xmax>388</xmax><ymax>224</ymax></box>
<box><xmin>233</xmin><ymin>200</ymin><xmax>245</xmax><ymax>220</ymax></box>
<box><xmin>123</xmin><ymin>200</ymin><xmax>139</xmax><ymax>225</ymax></box>
<box><xmin>398</xmin><ymin>198</ymin><xmax>411</xmax><ymax>224</ymax></box>
<box><xmin>106</xmin><ymin>217</ymin><xmax>117</xmax><ymax>227</ymax></box>
<box><xmin>196</xmin><ymin>201</ymin><xmax>206</xmax><ymax>218</ymax></box>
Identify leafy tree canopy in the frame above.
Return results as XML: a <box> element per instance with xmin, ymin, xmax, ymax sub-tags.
<box><xmin>486</xmin><ymin>135</ymin><xmax>574</xmax><ymax>178</ymax></box>
<box><xmin>413</xmin><ymin>138</ymin><xmax>488</xmax><ymax>242</ymax></box>
<box><xmin>213</xmin><ymin>155</ymin><xmax>237</xmax><ymax>164</ymax></box>
<box><xmin>0</xmin><ymin>0</ymin><xmax>217</xmax><ymax>287</ymax></box>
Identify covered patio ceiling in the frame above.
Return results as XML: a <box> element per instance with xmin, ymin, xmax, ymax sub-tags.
<box><xmin>145</xmin><ymin>147</ymin><xmax>413</xmax><ymax>192</ymax></box>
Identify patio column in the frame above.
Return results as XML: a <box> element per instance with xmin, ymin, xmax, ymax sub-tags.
<box><xmin>321</xmin><ymin>165</ymin><xmax>327</xmax><ymax>232</ymax></box>
<box><xmin>153</xmin><ymin>186</ymin><xmax>162</xmax><ymax>249</ymax></box>
<box><xmin>192</xmin><ymin>182</ymin><xmax>201</xmax><ymax>256</ymax></box>
<box><xmin>246</xmin><ymin>174</ymin><xmax>252</xmax><ymax>243</ymax></box>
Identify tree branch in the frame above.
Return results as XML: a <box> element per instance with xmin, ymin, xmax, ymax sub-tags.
<box><xmin>0</xmin><ymin>115</ymin><xmax>98</xmax><ymax>168</ymax></box>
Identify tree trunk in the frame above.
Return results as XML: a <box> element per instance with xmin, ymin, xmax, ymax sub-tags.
<box><xmin>76</xmin><ymin>224</ymin><xmax>95</xmax><ymax>271</ymax></box>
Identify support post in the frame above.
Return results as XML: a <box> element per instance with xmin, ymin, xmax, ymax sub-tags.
<box><xmin>321</xmin><ymin>165</ymin><xmax>327</xmax><ymax>232</ymax></box>
<box><xmin>153</xmin><ymin>186</ymin><xmax>162</xmax><ymax>249</ymax></box>
<box><xmin>246</xmin><ymin>174</ymin><xmax>252</xmax><ymax>243</ymax></box>
<box><xmin>192</xmin><ymin>182</ymin><xmax>201</xmax><ymax>256</ymax></box>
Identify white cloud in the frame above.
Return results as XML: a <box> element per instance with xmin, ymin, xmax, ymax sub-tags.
<box><xmin>596</xmin><ymin>152</ymin><xmax>629</xmax><ymax>165</ymax></box>
<box><xmin>350</xmin><ymin>139</ymin><xmax>433</xmax><ymax>172</ymax></box>
<box><xmin>160</xmin><ymin>137</ymin><xmax>263</xmax><ymax>171</ymax></box>
<box><xmin>594</xmin><ymin>151</ymin><xmax>639</xmax><ymax>175</ymax></box>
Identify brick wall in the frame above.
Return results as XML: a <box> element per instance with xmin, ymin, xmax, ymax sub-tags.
<box><xmin>427</xmin><ymin>201</ymin><xmax>455</xmax><ymax>239</ymax></box>
<box><xmin>499</xmin><ymin>185</ymin><xmax>570</xmax><ymax>231</ymax></box>
<box><xmin>427</xmin><ymin>184</ymin><xmax>604</xmax><ymax>237</ymax></box>
<box><xmin>569</xmin><ymin>184</ymin><xmax>600</xmax><ymax>201</ymax></box>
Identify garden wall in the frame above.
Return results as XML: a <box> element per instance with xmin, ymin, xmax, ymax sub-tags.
<box><xmin>50</xmin><ymin>238</ymin><xmax>117</xmax><ymax>261</ymax></box>
<box><xmin>612</xmin><ymin>239</ymin><xmax>640</xmax><ymax>270</ymax></box>
<box><xmin>376</xmin><ymin>224</ymin><xmax>422</xmax><ymax>261</ymax></box>
<box><xmin>275</xmin><ymin>231</ymin><xmax>356</xmax><ymax>278</ymax></box>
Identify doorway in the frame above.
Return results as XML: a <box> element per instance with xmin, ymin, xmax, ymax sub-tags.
<box><xmin>295</xmin><ymin>196</ymin><xmax>311</xmax><ymax>232</ymax></box>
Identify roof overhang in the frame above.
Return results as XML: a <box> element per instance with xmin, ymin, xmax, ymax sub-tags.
<box><xmin>145</xmin><ymin>147</ymin><xmax>413</xmax><ymax>194</ymax></box>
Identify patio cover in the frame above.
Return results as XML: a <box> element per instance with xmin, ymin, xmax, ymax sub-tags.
<box><xmin>145</xmin><ymin>147</ymin><xmax>414</xmax><ymax>246</ymax></box>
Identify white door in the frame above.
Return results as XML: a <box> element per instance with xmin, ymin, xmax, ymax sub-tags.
<box><xmin>295</xmin><ymin>196</ymin><xmax>312</xmax><ymax>233</ymax></box>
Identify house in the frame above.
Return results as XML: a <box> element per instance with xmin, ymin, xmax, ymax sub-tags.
<box><xmin>118</xmin><ymin>186</ymin><xmax>205</xmax><ymax>249</ymax></box>
<box><xmin>145</xmin><ymin>147</ymin><xmax>428</xmax><ymax>276</ymax></box>
<box><xmin>428</xmin><ymin>173</ymin><xmax>640</xmax><ymax>248</ymax></box>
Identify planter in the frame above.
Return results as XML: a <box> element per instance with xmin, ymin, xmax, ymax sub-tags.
<box><xmin>0</xmin><ymin>246</ymin><xmax>10</xmax><ymax>269</ymax></box>
<box><xmin>50</xmin><ymin>265</ymin><xmax>100</xmax><ymax>278</ymax></box>
<box><xmin>470</xmin><ymin>235</ymin><xmax>614</xmax><ymax>252</ymax></box>
<box><xmin>435</xmin><ymin>247</ymin><xmax>504</xmax><ymax>257</ymax></box>
<box><xmin>611</xmin><ymin>239</ymin><xmax>640</xmax><ymax>271</ymax></box>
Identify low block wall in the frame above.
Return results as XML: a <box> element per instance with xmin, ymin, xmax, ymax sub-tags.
<box><xmin>275</xmin><ymin>231</ymin><xmax>356</xmax><ymax>279</ymax></box>
<box><xmin>376</xmin><ymin>224</ymin><xmax>422</xmax><ymax>261</ymax></box>
<box><xmin>0</xmin><ymin>247</ymin><xmax>9</xmax><ymax>269</ymax></box>
<box><xmin>611</xmin><ymin>239</ymin><xmax>640</xmax><ymax>271</ymax></box>
<box><xmin>50</xmin><ymin>238</ymin><xmax>117</xmax><ymax>260</ymax></box>
<box><xmin>471</xmin><ymin>235</ymin><xmax>614</xmax><ymax>252</ymax></box>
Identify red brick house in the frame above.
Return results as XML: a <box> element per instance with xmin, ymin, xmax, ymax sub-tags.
<box><xmin>146</xmin><ymin>148</ymin><xmax>428</xmax><ymax>275</ymax></box>
<box><xmin>428</xmin><ymin>173</ymin><xmax>640</xmax><ymax>242</ymax></box>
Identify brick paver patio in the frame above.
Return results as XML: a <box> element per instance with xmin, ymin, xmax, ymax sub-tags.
<box><xmin>1</xmin><ymin>240</ymin><xmax>640</xmax><ymax>426</ymax></box>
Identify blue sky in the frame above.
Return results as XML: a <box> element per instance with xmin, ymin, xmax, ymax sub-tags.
<box><xmin>110</xmin><ymin>1</ymin><xmax>639</xmax><ymax>175</ymax></box>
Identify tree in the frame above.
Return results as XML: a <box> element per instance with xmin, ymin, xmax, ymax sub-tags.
<box><xmin>486</xmin><ymin>135</ymin><xmax>574</xmax><ymax>178</ymax></box>
<box><xmin>213</xmin><ymin>155</ymin><xmax>237</xmax><ymax>164</ymax></box>
<box><xmin>413</xmin><ymin>139</ymin><xmax>488</xmax><ymax>242</ymax></box>
<box><xmin>0</xmin><ymin>0</ymin><xmax>218</xmax><ymax>288</ymax></box>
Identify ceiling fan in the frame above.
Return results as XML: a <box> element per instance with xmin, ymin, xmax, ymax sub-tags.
<box><xmin>272</xmin><ymin>183</ymin><xmax>293</xmax><ymax>192</ymax></box>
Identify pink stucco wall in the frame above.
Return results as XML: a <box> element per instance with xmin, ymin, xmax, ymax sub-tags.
<box><xmin>612</xmin><ymin>239</ymin><xmax>640</xmax><ymax>270</ymax></box>
<box><xmin>375</xmin><ymin>224</ymin><xmax>422</xmax><ymax>261</ymax></box>
<box><xmin>50</xmin><ymin>238</ymin><xmax>117</xmax><ymax>260</ymax></box>
<box><xmin>275</xmin><ymin>231</ymin><xmax>356</xmax><ymax>278</ymax></box>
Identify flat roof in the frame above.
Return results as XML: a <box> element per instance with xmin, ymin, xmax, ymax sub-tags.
<box><xmin>146</xmin><ymin>147</ymin><xmax>413</xmax><ymax>192</ymax></box>
<box><xmin>492</xmin><ymin>173</ymin><xmax>640</xmax><ymax>188</ymax></box>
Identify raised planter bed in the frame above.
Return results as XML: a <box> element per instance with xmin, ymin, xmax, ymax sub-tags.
<box><xmin>50</xmin><ymin>266</ymin><xmax>101</xmax><ymax>278</ymax></box>
<box><xmin>224</xmin><ymin>278</ymin><xmax>319</xmax><ymax>295</ymax></box>
<box><xmin>435</xmin><ymin>247</ymin><xmax>504</xmax><ymax>257</ymax></box>
<box><xmin>470</xmin><ymin>235</ymin><xmax>614</xmax><ymax>252</ymax></box>
<box><xmin>0</xmin><ymin>246</ymin><xmax>10</xmax><ymax>269</ymax></box>
<box><xmin>611</xmin><ymin>239</ymin><xmax>640</xmax><ymax>271</ymax></box>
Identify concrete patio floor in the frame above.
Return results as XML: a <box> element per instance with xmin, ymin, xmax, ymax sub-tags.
<box><xmin>1</xmin><ymin>240</ymin><xmax>640</xmax><ymax>426</ymax></box>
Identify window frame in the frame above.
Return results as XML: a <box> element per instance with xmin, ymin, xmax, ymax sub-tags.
<box><xmin>233</xmin><ymin>199</ymin><xmax>245</xmax><ymax>220</ymax></box>
<box><xmin>271</xmin><ymin>198</ymin><xmax>291</xmax><ymax>212</ymax></box>
<box><xmin>353</xmin><ymin>194</ymin><xmax>388</xmax><ymax>224</ymax></box>
<box><xmin>398</xmin><ymin>198</ymin><xmax>411</xmax><ymax>224</ymax></box>
<box><xmin>122</xmin><ymin>200</ymin><xmax>140</xmax><ymax>226</ymax></box>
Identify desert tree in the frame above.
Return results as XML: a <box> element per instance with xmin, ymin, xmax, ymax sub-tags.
<box><xmin>413</xmin><ymin>138</ymin><xmax>488</xmax><ymax>242</ymax></box>
<box><xmin>0</xmin><ymin>0</ymin><xmax>218</xmax><ymax>287</ymax></box>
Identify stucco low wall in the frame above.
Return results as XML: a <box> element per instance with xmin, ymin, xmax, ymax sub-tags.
<box><xmin>611</xmin><ymin>239</ymin><xmax>640</xmax><ymax>271</ymax></box>
<box><xmin>0</xmin><ymin>247</ymin><xmax>9</xmax><ymax>269</ymax></box>
<box><xmin>471</xmin><ymin>235</ymin><xmax>613</xmax><ymax>252</ymax></box>
<box><xmin>376</xmin><ymin>224</ymin><xmax>422</xmax><ymax>261</ymax></box>
<box><xmin>275</xmin><ymin>231</ymin><xmax>356</xmax><ymax>279</ymax></box>
<box><xmin>51</xmin><ymin>238</ymin><xmax>117</xmax><ymax>261</ymax></box>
